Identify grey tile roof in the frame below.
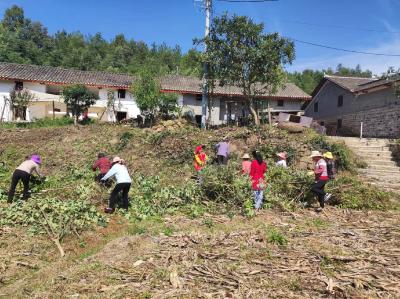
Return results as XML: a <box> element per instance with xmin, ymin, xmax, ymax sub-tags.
<box><xmin>0</xmin><ymin>62</ymin><xmax>311</xmax><ymax>100</ymax></box>
<box><xmin>0</xmin><ymin>62</ymin><xmax>133</xmax><ymax>88</ymax></box>
<box><xmin>324</xmin><ymin>75</ymin><xmax>376</xmax><ymax>92</ymax></box>
<box><xmin>354</xmin><ymin>75</ymin><xmax>400</xmax><ymax>92</ymax></box>
<box><xmin>160</xmin><ymin>75</ymin><xmax>311</xmax><ymax>100</ymax></box>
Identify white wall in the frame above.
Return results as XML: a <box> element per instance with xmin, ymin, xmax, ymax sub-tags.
<box><xmin>0</xmin><ymin>80</ymin><xmax>14</xmax><ymax>121</ymax></box>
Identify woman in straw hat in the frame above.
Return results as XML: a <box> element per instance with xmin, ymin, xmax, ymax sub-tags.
<box><xmin>241</xmin><ymin>153</ymin><xmax>251</xmax><ymax>175</ymax></box>
<box><xmin>276</xmin><ymin>152</ymin><xmax>288</xmax><ymax>168</ymax></box>
<box><xmin>310</xmin><ymin>151</ymin><xmax>332</xmax><ymax>211</ymax></box>
<box><xmin>101</xmin><ymin>157</ymin><xmax>132</xmax><ymax>213</ymax></box>
<box><xmin>8</xmin><ymin>154</ymin><xmax>43</xmax><ymax>202</ymax></box>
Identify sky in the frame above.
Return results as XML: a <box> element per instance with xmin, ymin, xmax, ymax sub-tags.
<box><xmin>0</xmin><ymin>0</ymin><xmax>399</xmax><ymax>75</ymax></box>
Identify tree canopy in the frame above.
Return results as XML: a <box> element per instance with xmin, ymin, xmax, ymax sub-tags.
<box><xmin>197</xmin><ymin>14</ymin><xmax>295</xmax><ymax>125</ymax></box>
<box><xmin>61</xmin><ymin>84</ymin><xmax>99</xmax><ymax>125</ymax></box>
<box><xmin>0</xmin><ymin>5</ymin><xmax>202</xmax><ymax>76</ymax></box>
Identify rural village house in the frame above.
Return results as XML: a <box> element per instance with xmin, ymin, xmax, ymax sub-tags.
<box><xmin>305</xmin><ymin>75</ymin><xmax>400</xmax><ymax>138</ymax></box>
<box><xmin>0</xmin><ymin>62</ymin><xmax>311</xmax><ymax>125</ymax></box>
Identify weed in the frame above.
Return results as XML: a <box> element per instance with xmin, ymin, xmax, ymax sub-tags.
<box><xmin>202</xmin><ymin>218</ymin><xmax>214</xmax><ymax>228</ymax></box>
<box><xmin>265</xmin><ymin>226</ymin><xmax>288</xmax><ymax>247</ymax></box>
<box><xmin>163</xmin><ymin>226</ymin><xmax>174</xmax><ymax>236</ymax></box>
<box><xmin>128</xmin><ymin>223</ymin><xmax>147</xmax><ymax>235</ymax></box>
<box><xmin>116</xmin><ymin>131</ymin><xmax>135</xmax><ymax>150</ymax></box>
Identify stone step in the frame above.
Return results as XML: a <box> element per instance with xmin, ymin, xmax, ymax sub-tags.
<box><xmin>357</xmin><ymin>156</ymin><xmax>395</xmax><ymax>163</ymax></box>
<box><xmin>355</xmin><ymin>151</ymin><xmax>393</xmax><ymax>158</ymax></box>
<box><xmin>365</xmin><ymin>165</ymin><xmax>400</xmax><ymax>171</ymax></box>
<box><xmin>368</xmin><ymin>160</ymin><xmax>399</xmax><ymax>167</ymax></box>
<box><xmin>347</xmin><ymin>146</ymin><xmax>390</xmax><ymax>151</ymax></box>
<box><xmin>358</xmin><ymin>169</ymin><xmax>400</xmax><ymax>177</ymax></box>
<box><xmin>367</xmin><ymin>181</ymin><xmax>400</xmax><ymax>191</ymax></box>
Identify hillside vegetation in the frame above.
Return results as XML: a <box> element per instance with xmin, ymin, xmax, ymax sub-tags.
<box><xmin>0</xmin><ymin>123</ymin><xmax>399</xmax><ymax>298</ymax></box>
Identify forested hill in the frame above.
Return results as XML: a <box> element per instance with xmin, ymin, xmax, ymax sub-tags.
<box><xmin>0</xmin><ymin>5</ymin><xmax>203</xmax><ymax>76</ymax></box>
<box><xmin>0</xmin><ymin>5</ymin><xmax>373</xmax><ymax>95</ymax></box>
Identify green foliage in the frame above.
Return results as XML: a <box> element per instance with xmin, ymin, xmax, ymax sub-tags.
<box><xmin>265</xmin><ymin>226</ymin><xmax>288</xmax><ymax>247</ymax></box>
<box><xmin>132</xmin><ymin>70</ymin><xmax>161</xmax><ymax>113</ymax></box>
<box><xmin>159</xmin><ymin>93</ymin><xmax>179</xmax><ymax>119</ymax></box>
<box><xmin>61</xmin><ymin>84</ymin><xmax>99</xmax><ymax>124</ymax></box>
<box><xmin>116</xmin><ymin>131</ymin><xmax>134</xmax><ymax>150</ymax></box>
<box><xmin>327</xmin><ymin>176</ymin><xmax>397</xmax><ymax>210</ymax></box>
<box><xmin>200</xmin><ymin>163</ymin><xmax>253</xmax><ymax>214</ymax></box>
<box><xmin>0</xmin><ymin>117</ymin><xmax>74</xmax><ymax>129</ymax></box>
<box><xmin>0</xmin><ymin>6</ymin><xmax>202</xmax><ymax>76</ymax></box>
<box><xmin>0</xmin><ymin>197</ymin><xmax>106</xmax><ymax>236</ymax></box>
<box><xmin>197</xmin><ymin>13</ymin><xmax>295</xmax><ymax>124</ymax></box>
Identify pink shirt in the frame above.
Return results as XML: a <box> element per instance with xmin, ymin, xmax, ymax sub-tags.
<box><xmin>242</xmin><ymin>161</ymin><xmax>251</xmax><ymax>175</ymax></box>
<box><xmin>314</xmin><ymin>158</ymin><xmax>329</xmax><ymax>181</ymax></box>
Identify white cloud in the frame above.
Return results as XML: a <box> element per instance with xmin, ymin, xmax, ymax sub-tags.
<box><xmin>288</xmin><ymin>38</ymin><xmax>400</xmax><ymax>75</ymax></box>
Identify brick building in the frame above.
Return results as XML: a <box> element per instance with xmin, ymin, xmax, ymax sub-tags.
<box><xmin>305</xmin><ymin>75</ymin><xmax>400</xmax><ymax>138</ymax></box>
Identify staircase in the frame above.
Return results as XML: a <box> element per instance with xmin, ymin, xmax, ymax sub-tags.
<box><xmin>329</xmin><ymin>137</ymin><xmax>400</xmax><ymax>192</ymax></box>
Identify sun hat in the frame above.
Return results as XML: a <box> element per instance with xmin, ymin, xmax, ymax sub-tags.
<box><xmin>112</xmin><ymin>156</ymin><xmax>123</xmax><ymax>164</ymax></box>
<box><xmin>276</xmin><ymin>152</ymin><xmax>287</xmax><ymax>159</ymax></box>
<box><xmin>31</xmin><ymin>154</ymin><xmax>42</xmax><ymax>164</ymax></box>
<box><xmin>242</xmin><ymin>153</ymin><xmax>250</xmax><ymax>159</ymax></box>
<box><xmin>309</xmin><ymin>151</ymin><xmax>323</xmax><ymax>158</ymax></box>
<box><xmin>323</xmin><ymin>152</ymin><xmax>334</xmax><ymax>159</ymax></box>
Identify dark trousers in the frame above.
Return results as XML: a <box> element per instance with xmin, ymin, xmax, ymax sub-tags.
<box><xmin>109</xmin><ymin>183</ymin><xmax>131</xmax><ymax>210</ymax></box>
<box><xmin>8</xmin><ymin>169</ymin><xmax>31</xmax><ymax>202</ymax></box>
<box><xmin>96</xmin><ymin>173</ymin><xmax>111</xmax><ymax>187</ymax></box>
<box><xmin>217</xmin><ymin>155</ymin><xmax>228</xmax><ymax>165</ymax></box>
<box><xmin>311</xmin><ymin>180</ymin><xmax>327</xmax><ymax>208</ymax></box>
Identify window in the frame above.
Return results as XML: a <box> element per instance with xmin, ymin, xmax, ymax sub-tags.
<box><xmin>314</xmin><ymin>102</ymin><xmax>319</xmax><ymax>112</ymax></box>
<box><xmin>54</xmin><ymin>108</ymin><xmax>61</xmax><ymax>112</ymax></box>
<box><xmin>337</xmin><ymin>119</ymin><xmax>342</xmax><ymax>130</ymax></box>
<box><xmin>15</xmin><ymin>81</ymin><xmax>23</xmax><ymax>90</ymax></box>
<box><xmin>277</xmin><ymin>100</ymin><xmax>284</xmax><ymax>107</ymax></box>
<box><xmin>117</xmin><ymin>89</ymin><xmax>126</xmax><ymax>99</ymax></box>
<box><xmin>320</xmin><ymin>121</ymin><xmax>325</xmax><ymax>126</ymax></box>
<box><xmin>196</xmin><ymin>94</ymin><xmax>202</xmax><ymax>101</ymax></box>
<box><xmin>338</xmin><ymin>95</ymin><xmax>343</xmax><ymax>107</ymax></box>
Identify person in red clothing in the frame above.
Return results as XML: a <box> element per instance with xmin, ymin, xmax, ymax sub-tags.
<box><xmin>310</xmin><ymin>151</ymin><xmax>332</xmax><ymax>211</ymax></box>
<box><xmin>250</xmin><ymin>150</ymin><xmax>267</xmax><ymax>210</ymax></box>
<box><xmin>194</xmin><ymin>145</ymin><xmax>208</xmax><ymax>184</ymax></box>
<box><xmin>92</xmin><ymin>153</ymin><xmax>111</xmax><ymax>186</ymax></box>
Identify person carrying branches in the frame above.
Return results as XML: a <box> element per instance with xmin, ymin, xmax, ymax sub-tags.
<box><xmin>309</xmin><ymin>151</ymin><xmax>332</xmax><ymax>212</ymax></box>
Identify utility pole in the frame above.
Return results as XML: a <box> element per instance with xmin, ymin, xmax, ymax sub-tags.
<box><xmin>201</xmin><ymin>0</ymin><xmax>211</xmax><ymax>129</ymax></box>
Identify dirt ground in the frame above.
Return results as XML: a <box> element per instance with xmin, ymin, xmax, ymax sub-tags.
<box><xmin>0</xmin><ymin>208</ymin><xmax>399</xmax><ymax>299</ymax></box>
<box><xmin>1</xmin><ymin>125</ymin><xmax>399</xmax><ymax>298</ymax></box>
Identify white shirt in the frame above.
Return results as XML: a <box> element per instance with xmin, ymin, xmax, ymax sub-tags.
<box><xmin>101</xmin><ymin>163</ymin><xmax>132</xmax><ymax>184</ymax></box>
<box><xmin>276</xmin><ymin>160</ymin><xmax>287</xmax><ymax>168</ymax></box>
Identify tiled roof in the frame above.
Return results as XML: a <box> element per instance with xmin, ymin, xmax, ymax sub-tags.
<box><xmin>0</xmin><ymin>62</ymin><xmax>133</xmax><ymax>88</ymax></box>
<box><xmin>324</xmin><ymin>75</ymin><xmax>376</xmax><ymax>92</ymax></box>
<box><xmin>354</xmin><ymin>75</ymin><xmax>400</xmax><ymax>92</ymax></box>
<box><xmin>160</xmin><ymin>75</ymin><xmax>311</xmax><ymax>100</ymax></box>
<box><xmin>0</xmin><ymin>62</ymin><xmax>311</xmax><ymax>100</ymax></box>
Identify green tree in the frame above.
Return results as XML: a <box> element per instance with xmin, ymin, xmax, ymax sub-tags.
<box><xmin>61</xmin><ymin>84</ymin><xmax>99</xmax><ymax>125</ymax></box>
<box><xmin>159</xmin><ymin>93</ymin><xmax>179</xmax><ymax>119</ymax></box>
<box><xmin>7</xmin><ymin>88</ymin><xmax>37</xmax><ymax>121</ymax></box>
<box><xmin>197</xmin><ymin>14</ymin><xmax>295</xmax><ymax>125</ymax></box>
<box><xmin>131</xmin><ymin>70</ymin><xmax>161</xmax><ymax>114</ymax></box>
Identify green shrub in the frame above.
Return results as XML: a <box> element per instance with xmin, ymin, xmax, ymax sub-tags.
<box><xmin>265</xmin><ymin>226</ymin><xmax>288</xmax><ymax>246</ymax></box>
<box><xmin>0</xmin><ymin>117</ymin><xmax>74</xmax><ymax>129</ymax></box>
<box><xmin>200</xmin><ymin>163</ymin><xmax>253</xmax><ymax>211</ymax></box>
<box><xmin>327</xmin><ymin>176</ymin><xmax>397</xmax><ymax>210</ymax></box>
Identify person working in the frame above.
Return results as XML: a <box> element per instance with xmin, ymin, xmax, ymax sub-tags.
<box><xmin>250</xmin><ymin>151</ymin><xmax>267</xmax><ymax>211</ymax></box>
<box><xmin>241</xmin><ymin>153</ymin><xmax>251</xmax><ymax>175</ymax></box>
<box><xmin>101</xmin><ymin>157</ymin><xmax>132</xmax><ymax>213</ymax></box>
<box><xmin>8</xmin><ymin>155</ymin><xmax>43</xmax><ymax>202</ymax></box>
<box><xmin>310</xmin><ymin>151</ymin><xmax>332</xmax><ymax>212</ymax></box>
<box><xmin>194</xmin><ymin>145</ymin><xmax>208</xmax><ymax>184</ymax></box>
<box><xmin>215</xmin><ymin>138</ymin><xmax>229</xmax><ymax>165</ymax></box>
<box><xmin>276</xmin><ymin>152</ymin><xmax>288</xmax><ymax>168</ymax></box>
<box><xmin>92</xmin><ymin>153</ymin><xmax>111</xmax><ymax>184</ymax></box>
<box><xmin>324</xmin><ymin>152</ymin><xmax>336</xmax><ymax>180</ymax></box>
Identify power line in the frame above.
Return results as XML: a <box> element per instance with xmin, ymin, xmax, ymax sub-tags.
<box><xmin>290</xmin><ymin>38</ymin><xmax>400</xmax><ymax>57</ymax></box>
<box><xmin>282</xmin><ymin>20</ymin><xmax>400</xmax><ymax>34</ymax></box>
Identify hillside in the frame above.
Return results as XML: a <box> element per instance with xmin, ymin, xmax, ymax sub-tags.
<box><xmin>0</xmin><ymin>123</ymin><xmax>399</xmax><ymax>298</ymax></box>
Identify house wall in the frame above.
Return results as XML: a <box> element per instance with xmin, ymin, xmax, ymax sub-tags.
<box><xmin>305</xmin><ymin>81</ymin><xmax>400</xmax><ymax>137</ymax></box>
<box><xmin>181</xmin><ymin>94</ymin><xmax>223</xmax><ymax>126</ymax></box>
<box><xmin>0</xmin><ymin>80</ymin><xmax>14</xmax><ymax>121</ymax></box>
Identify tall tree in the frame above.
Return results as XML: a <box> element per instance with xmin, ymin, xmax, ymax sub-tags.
<box><xmin>197</xmin><ymin>14</ymin><xmax>295</xmax><ymax>125</ymax></box>
<box><xmin>61</xmin><ymin>85</ymin><xmax>99</xmax><ymax>125</ymax></box>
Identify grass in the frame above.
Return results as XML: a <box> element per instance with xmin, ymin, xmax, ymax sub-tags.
<box><xmin>265</xmin><ymin>226</ymin><xmax>288</xmax><ymax>247</ymax></box>
<box><xmin>0</xmin><ymin>117</ymin><xmax>74</xmax><ymax>129</ymax></box>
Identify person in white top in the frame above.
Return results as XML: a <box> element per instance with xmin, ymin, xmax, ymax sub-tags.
<box><xmin>275</xmin><ymin>152</ymin><xmax>288</xmax><ymax>168</ymax></box>
<box><xmin>8</xmin><ymin>154</ymin><xmax>43</xmax><ymax>202</ymax></box>
<box><xmin>101</xmin><ymin>157</ymin><xmax>132</xmax><ymax>213</ymax></box>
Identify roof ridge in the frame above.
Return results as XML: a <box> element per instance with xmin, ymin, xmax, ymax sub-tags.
<box><xmin>324</xmin><ymin>74</ymin><xmax>376</xmax><ymax>80</ymax></box>
<box><xmin>0</xmin><ymin>61</ymin><xmax>133</xmax><ymax>78</ymax></box>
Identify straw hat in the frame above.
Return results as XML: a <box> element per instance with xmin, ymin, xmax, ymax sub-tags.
<box><xmin>242</xmin><ymin>153</ymin><xmax>250</xmax><ymax>159</ymax></box>
<box><xmin>276</xmin><ymin>152</ymin><xmax>287</xmax><ymax>159</ymax></box>
<box><xmin>309</xmin><ymin>151</ymin><xmax>323</xmax><ymax>158</ymax></box>
<box><xmin>112</xmin><ymin>156</ymin><xmax>123</xmax><ymax>164</ymax></box>
<box><xmin>323</xmin><ymin>152</ymin><xmax>334</xmax><ymax>159</ymax></box>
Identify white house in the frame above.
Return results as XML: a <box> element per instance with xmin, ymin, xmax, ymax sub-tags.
<box><xmin>0</xmin><ymin>62</ymin><xmax>311</xmax><ymax>125</ymax></box>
